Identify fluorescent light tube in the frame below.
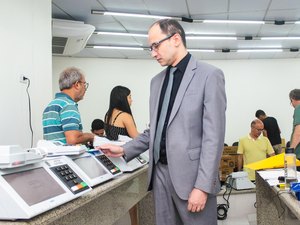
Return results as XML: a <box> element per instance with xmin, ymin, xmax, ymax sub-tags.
<box><xmin>186</xmin><ymin>36</ymin><xmax>237</xmax><ymax>40</ymax></box>
<box><xmin>104</xmin><ymin>12</ymin><xmax>170</xmax><ymax>19</ymax></box>
<box><xmin>92</xmin><ymin>10</ymin><xmax>171</xmax><ymax>19</ymax></box>
<box><xmin>92</xmin><ymin>46</ymin><xmax>144</xmax><ymax>50</ymax></box>
<box><xmin>237</xmin><ymin>49</ymin><xmax>283</xmax><ymax>53</ymax></box>
<box><xmin>188</xmin><ymin>49</ymin><xmax>215</xmax><ymax>52</ymax></box>
<box><xmin>261</xmin><ymin>37</ymin><xmax>300</xmax><ymax>40</ymax></box>
<box><xmin>95</xmin><ymin>31</ymin><xmax>147</xmax><ymax>37</ymax></box>
<box><xmin>203</xmin><ymin>20</ymin><xmax>265</xmax><ymax>24</ymax></box>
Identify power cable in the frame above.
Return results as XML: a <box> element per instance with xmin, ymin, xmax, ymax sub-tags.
<box><xmin>217</xmin><ymin>175</ymin><xmax>233</xmax><ymax>220</ymax></box>
<box><xmin>24</xmin><ymin>77</ymin><xmax>33</xmax><ymax>148</ymax></box>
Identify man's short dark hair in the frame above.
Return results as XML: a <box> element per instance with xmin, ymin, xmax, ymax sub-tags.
<box><xmin>151</xmin><ymin>19</ymin><xmax>187</xmax><ymax>48</ymax></box>
<box><xmin>289</xmin><ymin>89</ymin><xmax>300</xmax><ymax>101</ymax></box>
<box><xmin>91</xmin><ymin>119</ymin><xmax>104</xmax><ymax>131</ymax></box>
<box><xmin>255</xmin><ymin>109</ymin><xmax>266</xmax><ymax>118</ymax></box>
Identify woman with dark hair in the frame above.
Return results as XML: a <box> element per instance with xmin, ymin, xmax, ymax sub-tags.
<box><xmin>104</xmin><ymin>85</ymin><xmax>139</xmax><ymax>225</ymax></box>
<box><xmin>104</xmin><ymin>85</ymin><xmax>139</xmax><ymax>140</ymax></box>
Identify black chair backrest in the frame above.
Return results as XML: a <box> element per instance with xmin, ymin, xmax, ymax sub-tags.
<box><xmin>232</xmin><ymin>141</ymin><xmax>239</xmax><ymax>146</ymax></box>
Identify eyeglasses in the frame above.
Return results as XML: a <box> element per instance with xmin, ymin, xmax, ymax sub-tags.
<box><xmin>149</xmin><ymin>33</ymin><xmax>176</xmax><ymax>52</ymax></box>
<box><xmin>252</xmin><ymin>127</ymin><xmax>264</xmax><ymax>132</ymax></box>
<box><xmin>77</xmin><ymin>81</ymin><xmax>89</xmax><ymax>90</ymax></box>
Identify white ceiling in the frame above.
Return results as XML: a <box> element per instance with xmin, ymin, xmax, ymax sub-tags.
<box><xmin>52</xmin><ymin>0</ymin><xmax>300</xmax><ymax>60</ymax></box>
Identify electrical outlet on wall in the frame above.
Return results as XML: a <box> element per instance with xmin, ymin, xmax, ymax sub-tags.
<box><xmin>19</xmin><ymin>75</ymin><xmax>28</xmax><ymax>84</ymax></box>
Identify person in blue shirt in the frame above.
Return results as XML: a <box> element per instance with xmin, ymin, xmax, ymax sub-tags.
<box><xmin>42</xmin><ymin>67</ymin><xmax>94</xmax><ymax>145</ymax></box>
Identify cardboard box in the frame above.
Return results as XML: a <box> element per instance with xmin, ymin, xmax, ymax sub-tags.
<box><xmin>281</xmin><ymin>138</ymin><xmax>286</xmax><ymax>148</ymax></box>
<box><xmin>220</xmin><ymin>154</ymin><xmax>237</xmax><ymax>168</ymax></box>
<box><xmin>223</xmin><ymin>146</ymin><xmax>238</xmax><ymax>155</ymax></box>
<box><xmin>219</xmin><ymin>167</ymin><xmax>234</xmax><ymax>181</ymax></box>
<box><xmin>219</xmin><ymin>154</ymin><xmax>239</xmax><ymax>181</ymax></box>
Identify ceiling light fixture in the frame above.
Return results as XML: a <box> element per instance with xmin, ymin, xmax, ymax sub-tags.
<box><xmin>94</xmin><ymin>31</ymin><xmax>300</xmax><ymax>42</ymax></box>
<box><xmin>90</xmin><ymin>46</ymin><xmax>144</xmax><ymax>50</ymax></box>
<box><xmin>186</xmin><ymin>32</ymin><xmax>237</xmax><ymax>35</ymax></box>
<box><xmin>91</xmin><ymin>10</ymin><xmax>300</xmax><ymax>25</ymax></box>
<box><xmin>94</xmin><ymin>31</ymin><xmax>148</xmax><ymax>37</ymax></box>
<box><xmin>202</xmin><ymin>20</ymin><xmax>264</xmax><ymax>24</ymax></box>
<box><xmin>189</xmin><ymin>49</ymin><xmax>216</xmax><ymax>52</ymax></box>
<box><xmin>91</xmin><ymin>10</ymin><xmax>171</xmax><ymax>20</ymax></box>
<box><xmin>237</xmin><ymin>49</ymin><xmax>283</xmax><ymax>53</ymax></box>
<box><xmin>260</xmin><ymin>37</ymin><xmax>300</xmax><ymax>40</ymax></box>
<box><xmin>186</xmin><ymin>36</ymin><xmax>237</xmax><ymax>40</ymax></box>
<box><xmin>88</xmin><ymin>45</ymin><xmax>297</xmax><ymax>53</ymax></box>
<box><xmin>95</xmin><ymin>31</ymin><xmax>238</xmax><ymax>40</ymax></box>
<box><xmin>221</xmin><ymin>48</ymin><xmax>231</xmax><ymax>53</ymax></box>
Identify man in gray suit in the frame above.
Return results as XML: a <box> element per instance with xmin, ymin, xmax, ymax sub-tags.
<box><xmin>100</xmin><ymin>19</ymin><xmax>226</xmax><ymax>225</ymax></box>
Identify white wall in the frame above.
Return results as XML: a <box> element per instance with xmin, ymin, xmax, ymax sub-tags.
<box><xmin>0</xmin><ymin>0</ymin><xmax>52</xmax><ymax>148</ymax></box>
<box><xmin>52</xmin><ymin>57</ymin><xmax>160</xmax><ymax>132</ymax></box>
<box><xmin>208</xmin><ymin>59</ymin><xmax>300</xmax><ymax>145</ymax></box>
<box><xmin>52</xmin><ymin>56</ymin><xmax>300</xmax><ymax>146</ymax></box>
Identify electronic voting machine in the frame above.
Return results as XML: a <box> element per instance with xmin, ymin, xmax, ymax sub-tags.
<box><xmin>0</xmin><ymin>145</ymin><xmax>91</xmax><ymax>220</ymax></box>
<box><xmin>63</xmin><ymin>152</ymin><xmax>122</xmax><ymax>187</ymax></box>
<box><xmin>93</xmin><ymin>136</ymin><xmax>149</xmax><ymax>172</ymax></box>
<box><xmin>37</xmin><ymin>140</ymin><xmax>122</xmax><ymax>187</ymax></box>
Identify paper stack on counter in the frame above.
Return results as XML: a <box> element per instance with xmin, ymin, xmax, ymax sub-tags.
<box><xmin>37</xmin><ymin>140</ymin><xmax>87</xmax><ymax>156</ymax></box>
<box><xmin>93</xmin><ymin>136</ymin><xmax>128</xmax><ymax>147</ymax></box>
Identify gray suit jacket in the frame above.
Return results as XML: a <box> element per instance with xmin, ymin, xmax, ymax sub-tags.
<box><xmin>123</xmin><ymin>56</ymin><xmax>226</xmax><ymax>200</ymax></box>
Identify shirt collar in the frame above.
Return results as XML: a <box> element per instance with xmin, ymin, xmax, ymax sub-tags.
<box><xmin>295</xmin><ymin>104</ymin><xmax>300</xmax><ymax>110</ymax></box>
<box><xmin>247</xmin><ymin>133</ymin><xmax>262</xmax><ymax>141</ymax></box>
<box><xmin>168</xmin><ymin>52</ymin><xmax>191</xmax><ymax>74</ymax></box>
<box><xmin>55</xmin><ymin>92</ymin><xmax>75</xmax><ymax>103</ymax></box>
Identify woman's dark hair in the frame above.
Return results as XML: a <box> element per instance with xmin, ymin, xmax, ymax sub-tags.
<box><xmin>105</xmin><ymin>85</ymin><xmax>133</xmax><ymax>125</ymax></box>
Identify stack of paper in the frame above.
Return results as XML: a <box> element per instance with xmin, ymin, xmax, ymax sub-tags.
<box><xmin>37</xmin><ymin>140</ymin><xmax>87</xmax><ymax>156</ymax></box>
<box><xmin>93</xmin><ymin>136</ymin><xmax>126</xmax><ymax>147</ymax></box>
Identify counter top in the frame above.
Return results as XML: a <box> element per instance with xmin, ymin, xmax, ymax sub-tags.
<box><xmin>256</xmin><ymin>171</ymin><xmax>300</xmax><ymax>225</ymax></box>
<box><xmin>0</xmin><ymin>165</ymin><xmax>149</xmax><ymax>225</ymax></box>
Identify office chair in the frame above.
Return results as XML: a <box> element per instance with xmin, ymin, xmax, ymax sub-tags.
<box><xmin>232</xmin><ymin>142</ymin><xmax>239</xmax><ymax>146</ymax></box>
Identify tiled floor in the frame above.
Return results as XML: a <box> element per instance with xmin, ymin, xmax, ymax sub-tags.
<box><xmin>218</xmin><ymin>213</ymin><xmax>257</xmax><ymax>225</ymax></box>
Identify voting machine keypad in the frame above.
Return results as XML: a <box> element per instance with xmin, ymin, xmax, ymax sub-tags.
<box><xmin>51</xmin><ymin>164</ymin><xmax>89</xmax><ymax>194</ymax></box>
<box><xmin>95</xmin><ymin>155</ymin><xmax>121</xmax><ymax>175</ymax></box>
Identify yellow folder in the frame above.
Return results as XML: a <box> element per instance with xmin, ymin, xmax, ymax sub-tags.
<box><xmin>244</xmin><ymin>153</ymin><xmax>300</xmax><ymax>170</ymax></box>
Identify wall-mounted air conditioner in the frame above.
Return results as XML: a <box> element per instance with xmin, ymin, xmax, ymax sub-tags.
<box><xmin>52</xmin><ymin>19</ymin><xmax>95</xmax><ymax>55</ymax></box>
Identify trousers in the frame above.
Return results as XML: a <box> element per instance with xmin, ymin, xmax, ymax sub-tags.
<box><xmin>152</xmin><ymin>162</ymin><xmax>218</xmax><ymax>225</ymax></box>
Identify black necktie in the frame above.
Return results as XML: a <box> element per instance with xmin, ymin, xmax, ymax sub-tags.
<box><xmin>153</xmin><ymin>67</ymin><xmax>176</xmax><ymax>163</ymax></box>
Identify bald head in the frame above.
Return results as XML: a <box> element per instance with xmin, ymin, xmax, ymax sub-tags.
<box><xmin>250</xmin><ymin>119</ymin><xmax>264</xmax><ymax>139</ymax></box>
<box><xmin>251</xmin><ymin>119</ymin><xmax>263</xmax><ymax>127</ymax></box>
